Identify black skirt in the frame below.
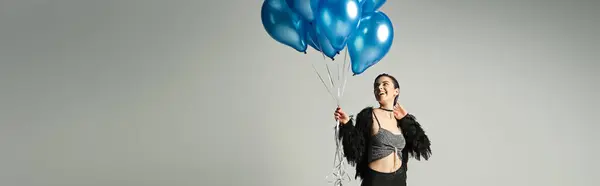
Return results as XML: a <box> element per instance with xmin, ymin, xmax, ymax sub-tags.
<box><xmin>360</xmin><ymin>165</ymin><xmax>407</xmax><ymax>186</ymax></box>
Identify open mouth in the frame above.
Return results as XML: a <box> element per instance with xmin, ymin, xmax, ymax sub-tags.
<box><xmin>378</xmin><ymin>92</ymin><xmax>386</xmax><ymax>96</ymax></box>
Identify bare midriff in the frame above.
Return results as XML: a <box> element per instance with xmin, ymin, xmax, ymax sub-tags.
<box><xmin>368</xmin><ymin>152</ymin><xmax>402</xmax><ymax>173</ymax></box>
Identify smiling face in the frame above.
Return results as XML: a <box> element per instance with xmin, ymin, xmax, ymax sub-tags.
<box><xmin>373</xmin><ymin>75</ymin><xmax>399</xmax><ymax>105</ymax></box>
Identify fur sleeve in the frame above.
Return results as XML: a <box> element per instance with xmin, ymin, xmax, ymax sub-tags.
<box><xmin>398</xmin><ymin>113</ymin><xmax>432</xmax><ymax>161</ymax></box>
<box><xmin>337</xmin><ymin>107</ymin><xmax>372</xmax><ymax>167</ymax></box>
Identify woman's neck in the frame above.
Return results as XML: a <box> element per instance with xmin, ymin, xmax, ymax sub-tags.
<box><xmin>379</xmin><ymin>103</ymin><xmax>393</xmax><ymax>111</ymax></box>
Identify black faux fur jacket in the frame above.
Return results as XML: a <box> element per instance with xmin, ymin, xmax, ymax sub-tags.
<box><xmin>337</xmin><ymin>107</ymin><xmax>432</xmax><ymax>180</ymax></box>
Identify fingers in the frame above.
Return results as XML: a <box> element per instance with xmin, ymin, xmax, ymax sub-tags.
<box><xmin>337</xmin><ymin>110</ymin><xmax>346</xmax><ymax>117</ymax></box>
<box><xmin>393</xmin><ymin>104</ymin><xmax>402</xmax><ymax>113</ymax></box>
<box><xmin>334</xmin><ymin>114</ymin><xmax>344</xmax><ymax>121</ymax></box>
<box><xmin>334</xmin><ymin>107</ymin><xmax>347</xmax><ymax>121</ymax></box>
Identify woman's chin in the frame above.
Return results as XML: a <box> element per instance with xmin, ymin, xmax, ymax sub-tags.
<box><xmin>376</xmin><ymin>99</ymin><xmax>392</xmax><ymax>105</ymax></box>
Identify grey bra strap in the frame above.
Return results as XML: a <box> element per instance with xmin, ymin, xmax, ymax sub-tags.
<box><xmin>373</xmin><ymin>112</ymin><xmax>382</xmax><ymax>129</ymax></box>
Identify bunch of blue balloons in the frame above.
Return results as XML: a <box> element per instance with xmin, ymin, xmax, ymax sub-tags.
<box><xmin>261</xmin><ymin>0</ymin><xmax>393</xmax><ymax>75</ymax></box>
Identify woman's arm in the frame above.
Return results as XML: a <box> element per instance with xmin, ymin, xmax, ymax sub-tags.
<box><xmin>337</xmin><ymin>107</ymin><xmax>373</xmax><ymax>166</ymax></box>
<box><xmin>396</xmin><ymin>105</ymin><xmax>432</xmax><ymax>161</ymax></box>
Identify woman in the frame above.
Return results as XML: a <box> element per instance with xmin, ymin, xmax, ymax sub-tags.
<box><xmin>334</xmin><ymin>73</ymin><xmax>432</xmax><ymax>186</ymax></box>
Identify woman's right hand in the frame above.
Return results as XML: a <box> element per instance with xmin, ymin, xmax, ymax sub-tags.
<box><xmin>334</xmin><ymin>107</ymin><xmax>350</xmax><ymax>125</ymax></box>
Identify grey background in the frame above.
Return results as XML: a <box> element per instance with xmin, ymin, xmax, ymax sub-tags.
<box><xmin>1</xmin><ymin>0</ymin><xmax>598</xmax><ymax>186</ymax></box>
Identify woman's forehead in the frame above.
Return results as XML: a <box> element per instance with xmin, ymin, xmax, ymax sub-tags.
<box><xmin>375</xmin><ymin>76</ymin><xmax>393</xmax><ymax>83</ymax></box>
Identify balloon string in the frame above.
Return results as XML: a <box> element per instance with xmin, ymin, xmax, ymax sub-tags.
<box><xmin>340</xmin><ymin>48</ymin><xmax>346</xmax><ymax>97</ymax></box>
<box><xmin>326</xmin><ymin>119</ymin><xmax>352</xmax><ymax>186</ymax></box>
<box><xmin>312</xmin><ymin>25</ymin><xmax>339</xmax><ymax>103</ymax></box>
<box><xmin>311</xmin><ymin>27</ymin><xmax>350</xmax><ymax>186</ymax></box>
<box><xmin>313</xmin><ymin>28</ymin><xmax>340</xmax><ymax>105</ymax></box>
<box><xmin>337</xmin><ymin>58</ymin><xmax>341</xmax><ymax>98</ymax></box>
<box><xmin>324</xmin><ymin>63</ymin><xmax>340</xmax><ymax>106</ymax></box>
<box><xmin>312</xmin><ymin>63</ymin><xmax>338</xmax><ymax>103</ymax></box>
<box><xmin>325</xmin><ymin>64</ymin><xmax>335</xmax><ymax>93</ymax></box>
<box><xmin>322</xmin><ymin>54</ymin><xmax>336</xmax><ymax>104</ymax></box>
<box><xmin>341</xmin><ymin>47</ymin><xmax>349</xmax><ymax>97</ymax></box>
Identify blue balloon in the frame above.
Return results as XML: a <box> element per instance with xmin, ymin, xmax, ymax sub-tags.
<box><xmin>315</xmin><ymin>0</ymin><xmax>362</xmax><ymax>51</ymax></box>
<box><xmin>286</xmin><ymin>0</ymin><xmax>319</xmax><ymax>23</ymax></box>
<box><xmin>362</xmin><ymin>0</ymin><xmax>386</xmax><ymax>14</ymax></box>
<box><xmin>261</xmin><ymin>0</ymin><xmax>308</xmax><ymax>53</ymax></box>
<box><xmin>305</xmin><ymin>23</ymin><xmax>339</xmax><ymax>60</ymax></box>
<box><xmin>347</xmin><ymin>11</ymin><xmax>394</xmax><ymax>75</ymax></box>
